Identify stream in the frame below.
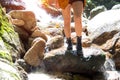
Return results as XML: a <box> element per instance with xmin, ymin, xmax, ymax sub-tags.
<box><xmin>22</xmin><ymin>0</ymin><xmax>120</xmax><ymax>80</ymax></box>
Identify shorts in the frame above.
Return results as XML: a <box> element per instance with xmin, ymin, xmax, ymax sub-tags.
<box><xmin>69</xmin><ymin>0</ymin><xmax>84</xmax><ymax>4</ymax></box>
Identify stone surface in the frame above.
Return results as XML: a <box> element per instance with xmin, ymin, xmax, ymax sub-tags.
<box><xmin>0</xmin><ymin>0</ymin><xmax>25</xmax><ymax>12</ymax></box>
<box><xmin>8</xmin><ymin>10</ymin><xmax>36</xmax><ymax>33</ymax></box>
<box><xmin>87</xmin><ymin>9</ymin><xmax>120</xmax><ymax>45</ymax></box>
<box><xmin>24</xmin><ymin>37</ymin><xmax>46</xmax><ymax>67</ymax></box>
<box><xmin>43</xmin><ymin>47</ymin><xmax>106</xmax><ymax>74</ymax></box>
<box><xmin>46</xmin><ymin>35</ymin><xmax>64</xmax><ymax>51</ymax></box>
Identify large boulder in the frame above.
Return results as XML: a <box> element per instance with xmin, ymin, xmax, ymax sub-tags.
<box><xmin>0</xmin><ymin>6</ymin><xmax>26</xmax><ymax>80</ymax></box>
<box><xmin>0</xmin><ymin>6</ymin><xmax>25</xmax><ymax>62</ymax></box>
<box><xmin>24</xmin><ymin>37</ymin><xmax>46</xmax><ymax>67</ymax></box>
<box><xmin>87</xmin><ymin>9</ymin><xmax>120</xmax><ymax>45</ymax></box>
<box><xmin>8</xmin><ymin>10</ymin><xmax>37</xmax><ymax>34</ymax></box>
<box><xmin>43</xmin><ymin>47</ymin><xmax>106</xmax><ymax>74</ymax></box>
<box><xmin>89</xmin><ymin>5</ymin><xmax>107</xmax><ymax>19</ymax></box>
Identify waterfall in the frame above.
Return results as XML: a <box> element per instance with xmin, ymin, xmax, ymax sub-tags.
<box><xmin>103</xmin><ymin>59</ymin><xmax>120</xmax><ymax>80</ymax></box>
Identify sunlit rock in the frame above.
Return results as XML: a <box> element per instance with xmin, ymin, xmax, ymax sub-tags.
<box><xmin>42</xmin><ymin>28</ymin><xmax>63</xmax><ymax>37</ymax></box>
<box><xmin>0</xmin><ymin>6</ymin><xmax>26</xmax><ymax>80</ymax></box>
<box><xmin>8</xmin><ymin>10</ymin><xmax>37</xmax><ymax>33</ymax></box>
<box><xmin>0</xmin><ymin>60</ymin><xmax>22</xmax><ymax>80</ymax></box>
<box><xmin>24</xmin><ymin>37</ymin><xmax>46</xmax><ymax>67</ymax></box>
<box><xmin>46</xmin><ymin>35</ymin><xmax>64</xmax><ymax>51</ymax></box>
<box><xmin>31</xmin><ymin>29</ymin><xmax>48</xmax><ymax>42</ymax></box>
<box><xmin>87</xmin><ymin>9</ymin><xmax>120</xmax><ymax>45</ymax></box>
<box><xmin>89</xmin><ymin>5</ymin><xmax>107</xmax><ymax>19</ymax></box>
<box><xmin>111</xmin><ymin>4</ymin><xmax>120</xmax><ymax>10</ymax></box>
<box><xmin>12</xmin><ymin>19</ymin><xmax>25</xmax><ymax>26</ymax></box>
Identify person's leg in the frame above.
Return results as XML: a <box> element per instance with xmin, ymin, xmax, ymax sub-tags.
<box><xmin>72</xmin><ymin>1</ymin><xmax>83</xmax><ymax>37</ymax></box>
<box><xmin>62</xmin><ymin>5</ymin><xmax>73</xmax><ymax>50</ymax></box>
<box><xmin>62</xmin><ymin>4</ymin><xmax>71</xmax><ymax>38</ymax></box>
<box><xmin>72</xmin><ymin>1</ymin><xmax>83</xmax><ymax>55</ymax></box>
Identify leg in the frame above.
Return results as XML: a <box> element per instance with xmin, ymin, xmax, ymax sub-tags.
<box><xmin>62</xmin><ymin>4</ymin><xmax>71</xmax><ymax>38</ymax></box>
<box><xmin>72</xmin><ymin>1</ymin><xmax>83</xmax><ymax>37</ymax></box>
<box><xmin>62</xmin><ymin>5</ymin><xmax>73</xmax><ymax>50</ymax></box>
<box><xmin>72</xmin><ymin>1</ymin><xmax>83</xmax><ymax>55</ymax></box>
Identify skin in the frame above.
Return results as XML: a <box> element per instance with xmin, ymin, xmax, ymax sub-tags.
<box><xmin>62</xmin><ymin>1</ymin><xmax>83</xmax><ymax>38</ymax></box>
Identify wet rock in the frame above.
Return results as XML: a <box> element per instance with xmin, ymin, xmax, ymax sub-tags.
<box><xmin>15</xmin><ymin>59</ymin><xmax>32</xmax><ymax>73</ymax></box>
<box><xmin>43</xmin><ymin>47</ymin><xmax>105</xmax><ymax>74</ymax></box>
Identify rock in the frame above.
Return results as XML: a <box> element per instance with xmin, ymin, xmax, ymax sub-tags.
<box><xmin>15</xmin><ymin>59</ymin><xmax>32</xmax><ymax>73</ymax></box>
<box><xmin>111</xmin><ymin>4</ymin><xmax>120</xmax><ymax>10</ymax></box>
<box><xmin>71</xmin><ymin>32</ymin><xmax>92</xmax><ymax>47</ymax></box>
<box><xmin>89</xmin><ymin>5</ymin><xmax>107</xmax><ymax>19</ymax></box>
<box><xmin>30</xmin><ymin>29</ymin><xmax>48</xmax><ymax>42</ymax></box>
<box><xmin>0</xmin><ymin>6</ymin><xmax>27</xmax><ymax>80</ymax></box>
<box><xmin>43</xmin><ymin>47</ymin><xmax>106</xmax><ymax>74</ymax></box>
<box><xmin>14</xmin><ymin>25</ymin><xmax>29</xmax><ymax>42</ymax></box>
<box><xmin>0</xmin><ymin>6</ymin><xmax>25</xmax><ymax>61</ymax></box>
<box><xmin>24</xmin><ymin>37</ymin><xmax>46</xmax><ymax>67</ymax></box>
<box><xmin>42</xmin><ymin>28</ymin><xmax>63</xmax><ymax>37</ymax></box>
<box><xmin>0</xmin><ymin>0</ymin><xmax>25</xmax><ymax>13</ymax></box>
<box><xmin>46</xmin><ymin>35</ymin><xmax>64</xmax><ymax>51</ymax></box>
<box><xmin>8</xmin><ymin>10</ymin><xmax>37</xmax><ymax>34</ymax></box>
<box><xmin>87</xmin><ymin>9</ymin><xmax>120</xmax><ymax>45</ymax></box>
<box><xmin>12</xmin><ymin>19</ymin><xmax>25</xmax><ymax>26</ymax></box>
<box><xmin>0</xmin><ymin>59</ymin><xmax>23</xmax><ymax>80</ymax></box>
<box><xmin>101</xmin><ymin>32</ymin><xmax>120</xmax><ymax>54</ymax></box>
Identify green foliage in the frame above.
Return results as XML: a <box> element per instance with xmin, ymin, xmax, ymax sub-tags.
<box><xmin>0</xmin><ymin>50</ymin><xmax>12</xmax><ymax>62</ymax></box>
<box><xmin>0</xmin><ymin>5</ymin><xmax>14</xmax><ymax>36</ymax></box>
<box><xmin>85</xmin><ymin>0</ymin><xmax>120</xmax><ymax>17</ymax></box>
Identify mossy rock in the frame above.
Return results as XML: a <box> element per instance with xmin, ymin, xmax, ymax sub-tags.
<box><xmin>0</xmin><ymin>5</ymin><xmax>23</xmax><ymax>61</ymax></box>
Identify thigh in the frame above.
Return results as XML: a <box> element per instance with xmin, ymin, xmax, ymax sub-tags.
<box><xmin>72</xmin><ymin>1</ymin><xmax>83</xmax><ymax>17</ymax></box>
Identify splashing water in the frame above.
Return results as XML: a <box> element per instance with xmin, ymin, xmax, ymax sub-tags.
<box><xmin>22</xmin><ymin>0</ymin><xmax>63</xmax><ymax>27</ymax></box>
<box><xmin>104</xmin><ymin>59</ymin><xmax>120</xmax><ymax>80</ymax></box>
<box><xmin>22</xmin><ymin>0</ymin><xmax>52</xmax><ymax>24</ymax></box>
<box><xmin>21</xmin><ymin>0</ymin><xmax>120</xmax><ymax>80</ymax></box>
<box><xmin>28</xmin><ymin>72</ymin><xmax>63</xmax><ymax>80</ymax></box>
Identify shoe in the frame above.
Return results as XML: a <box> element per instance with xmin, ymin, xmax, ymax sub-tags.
<box><xmin>66</xmin><ymin>37</ymin><xmax>73</xmax><ymax>50</ymax></box>
<box><xmin>76</xmin><ymin>36</ymin><xmax>83</xmax><ymax>56</ymax></box>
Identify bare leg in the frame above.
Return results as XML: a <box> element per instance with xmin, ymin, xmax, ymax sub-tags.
<box><xmin>72</xmin><ymin>1</ymin><xmax>83</xmax><ymax>37</ymax></box>
<box><xmin>72</xmin><ymin>1</ymin><xmax>83</xmax><ymax>55</ymax></box>
<box><xmin>62</xmin><ymin>5</ymin><xmax>71</xmax><ymax>38</ymax></box>
<box><xmin>62</xmin><ymin>5</ymin><xmax>73</xmax><ymax>50</ymax></box>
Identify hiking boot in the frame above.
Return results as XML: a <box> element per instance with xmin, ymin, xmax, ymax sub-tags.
<box><xmin>66</xmin><ymin>37</ymin><xmax>73</xmax><ymax>50</ymax></box>
<box><xmin>76</xmin><ymin>36</ymin><xmax>83</xmax><ymax>56</ymax></box>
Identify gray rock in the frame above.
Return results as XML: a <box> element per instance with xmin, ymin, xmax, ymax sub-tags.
<box><xmin>87</xmin><ymin>9</ymin><xmax>120</xmax><ymax>45</ymax></box>
<box><xmin>43</xmin><ymin>47</ymin><xmax>105</xmax><ymax>74</ymax></box>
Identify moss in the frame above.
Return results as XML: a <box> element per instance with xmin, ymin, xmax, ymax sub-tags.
<box><xmin>0</xmin><ymin>50</ymin><xmax>12</xmax><ymax>62</ymax></box>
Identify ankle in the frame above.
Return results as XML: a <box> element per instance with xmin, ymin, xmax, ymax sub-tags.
<box><xmin>66</xmin><ymin>37</ymin><xmax>73</xmax><ymax>50</ymax></box>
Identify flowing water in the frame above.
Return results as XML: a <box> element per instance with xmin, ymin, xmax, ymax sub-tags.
<box><xmin>21</xmin><ymin>0</ymin><xmax>120</xmax><ymax>80</ymax></box>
